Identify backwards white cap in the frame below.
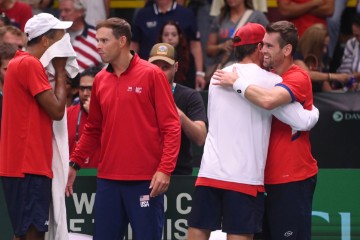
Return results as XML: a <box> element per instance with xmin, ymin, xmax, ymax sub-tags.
<box><xmin>24</xmin><ymin>13</ymin><xmax>73</xmax><ymax>41</ymax></box>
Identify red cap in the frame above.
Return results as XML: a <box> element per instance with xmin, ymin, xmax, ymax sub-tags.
<box><xmin>233</xmin><ymin>22</ymin><xmax>265</xmax><ymax>47</ymax></box>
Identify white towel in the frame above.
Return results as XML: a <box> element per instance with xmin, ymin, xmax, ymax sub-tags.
<box><xmin>40</xmin><ymin>33</ymin><xmax>79</xmax><ymax>82</ymax></box>
<box><xmin>41</xmin><ymin>33</ymin><xmax>80</xmax><ymax>240</ymax></box>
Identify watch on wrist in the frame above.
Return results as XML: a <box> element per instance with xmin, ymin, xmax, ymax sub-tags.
<box><xmin>69</xmin><ymin>161</ymin><xmax>81</xmax><ymax>171</ymax></box>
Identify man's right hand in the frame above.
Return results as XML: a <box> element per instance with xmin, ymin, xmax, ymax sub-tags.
<box><xmin>52</xmin><ymin>57</ymin><xmax>68</xmax><ymax>74</ymax></box>
<box><xmin>66</xmin><ymin>166</ymin><xmax>77</xmax><ymax>197</ymax></box>
<box><xmin>83</xmin><ymin>97</ymin><xmax>90</xmax><ymax>113</ymax></box>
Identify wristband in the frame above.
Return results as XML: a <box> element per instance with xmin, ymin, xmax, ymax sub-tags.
<box><xmin>69</xmin><ymin>161</ymin><xmax>81</xmax><ymax>171</ymax></box>
<box><xmin>196</xmin><ymin>71</ymin><xmax>205</xmax><ymax>77</ymax></box>
<box><xmin>233</xmin><ymin>78</ymin><xmax>251</xmax><ymax>97</ymax></box>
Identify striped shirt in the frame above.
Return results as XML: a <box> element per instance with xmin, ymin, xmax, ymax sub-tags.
<box><xmin>337</xmin><ymin>37</ymin><xmax>360</xmax><ymax>74</ymax></box>
<box><xmin>71</xmin><ymin>24</ymin><xmax>102</xmax><ymax>73</ymax></box>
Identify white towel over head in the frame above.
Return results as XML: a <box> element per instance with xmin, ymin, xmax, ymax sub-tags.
<box><xmin>40</xmin><ymin>33</ymin><xmax>79</xmax><ymax>85</ymax></box>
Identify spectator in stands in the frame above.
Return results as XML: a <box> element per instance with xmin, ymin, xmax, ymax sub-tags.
<box><xmin>19</xmin><ymin>0</ymin><xmax>53</xmax><ymax>14</ymax></box>
<box><xmin>158</xmin><ymin>20</ymin><xmax>196</xmax><ymax>88</ymax></box>
<box><xmin>205</xmin><ymin>0</ymin><xmax>268</xmax><ymax>81</ymax></box>
<box><xmin>149</xmin><ymin>43</ymin><xmax>207</xmax><ymax>175</ymax></box>
<box><xmin>131</xmin><ymin>0</ymin><xmax>206</xmax><ymax>90</ymax></box>
<box><xmin>210</xmin><ymin>0</ymin><xmax>268</xmax><ymax>16</ymax></box>
<box><xmin>0</xmin><ymin>25</ymin><xmax>26</xmax><ymax>49</ymax></box>
<box><xmin>0</xmin><ymin>42</ymin><xmax>17</xmax><ymax>135</ymax></box>
<box><xmin>181</xmin><ymin>0</ymin><xmax>215</xmax><ymax>76</ymax></box>
<box><xmin>294</xmin><ymin>24</ymin><xmax>350</xmax><ymax>92</ymax></box>
<box><xmin>67</xmin><ymin>66</ymin><xmax>101</xmax><ymax>168</ymax></box>
<box><xmin>66</xmin><ymin>18</ymin><xmax>181</xmax><ymax>239</ymax></box>
<box><xmin>0</xmin><ymin>0</ymin><xmax>33</xmax><ymax>31</ymax></box>
<box><xmin>0</xmin><ymin>27</ymin><xmax>24</xmax><ymax>133</ymax></box>
<box><xmin>59</xmin><ymin>0</ymin><xmax>102</xmax><ymax>72</ymax></box>
<box><xmin>337</xmin><ymin>14</ymin><xmax>360</xmax><ymax>91</ymax></box>
<box><xmin>326</xmin><ymin>0</ymin><xmax>349</xmax><ymax>60</ymax></box>
<box><xmin>276</xmin><ymin>0</ymin><xmax>334</xmax><ymax>37</ymax></box>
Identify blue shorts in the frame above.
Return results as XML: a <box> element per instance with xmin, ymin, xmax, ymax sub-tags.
<box><xmin>262</xmin><ymin>175</ymin><xmax>317</xmax><ymax>240</ymax></box>
<box><xmin>1</xmin><ymin>174</ymin><xmax>51</xmax><ymax>237</ymax></box>
<box><xmin>93</xmin><ymin>179</ymin><xmax>164</xmax><ymax>240</ymax></box>
<box><xmin>188</xmin><ymin>186</ymin><xmax>265</xmax><ymax>234</ymax></box>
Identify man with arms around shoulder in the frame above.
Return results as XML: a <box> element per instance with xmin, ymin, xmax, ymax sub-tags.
<box><xmin>214</xmin><ymin>20</ymin><xmax>318</xmax><ymax>239</ymax></box>
<box><xmin>0</xmin><ymin>13</ymin><xmax>71</xmax><ymax>240</ymax></box>
<box><xmin>148</xmin><ymin>43</ymin><xmax>207</xmax><ymax>175</ymax></box>
<box><xmin>66</xmin><ymin>18</ymin><xmax>181</xmax><ymax>240</ymax></box>
<box><xmin>187</xmin><ymin>22</ymin><xmax>319</xmax><ymax>240</ymax></box>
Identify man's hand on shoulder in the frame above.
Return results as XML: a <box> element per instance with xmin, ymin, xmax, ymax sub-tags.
<box><xmin>212</xmin><ymin>66</ymin><xmax>239</xmax><ymax>87</ymax></box>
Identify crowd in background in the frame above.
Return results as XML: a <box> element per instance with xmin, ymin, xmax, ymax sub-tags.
<box><xmin>1</xmin><ymin>0</ymin><xmax>360</xmax><ymax>96</ymax></box>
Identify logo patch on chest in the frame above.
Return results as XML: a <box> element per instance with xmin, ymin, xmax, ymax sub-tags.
<box><xmin>135</xmin><ymin>87</ymin><xmax>142</xmax><ymax>93</ymax></box>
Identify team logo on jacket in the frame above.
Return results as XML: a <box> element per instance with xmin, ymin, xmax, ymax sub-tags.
<box><xmin>284</xmin><ymin>231</ymin><xmax>293</xmax><ymax>237</ymax></box>
<box><xmin>127</xmin><ymin>86</ymin><xmax>133</xmax><ymax>92</ymax></box>
<box><xmin>135</xmin><ymin>87</ymin><xmax>142</xmax><ymax>93</ymax></box>
<box><xmin>146</xmin><ymin>21</ymin><xmax>157</xmax><ymax>28</ymax></box>
<box><xmin>140</xmin><ymin>195</ymin><xmax>150</xmax><ymax>208</ymax></box>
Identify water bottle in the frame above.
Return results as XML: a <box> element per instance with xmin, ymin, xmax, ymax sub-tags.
<box><xmin>344</xmin><ymin>76</ymin><xmax>356</xmax><ymax>91</ymax></box>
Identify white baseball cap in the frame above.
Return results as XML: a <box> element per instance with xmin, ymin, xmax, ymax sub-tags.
<box><xmin>24</xmin><ymin>13</ymin><xmax>73</xmax><ymax>41</ymax></box>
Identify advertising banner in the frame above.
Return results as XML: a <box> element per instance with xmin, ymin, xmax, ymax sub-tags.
<box><xmin>1</xmin><ymin>170</ymin><xmax>359</xmax><ymax>239</ymax></box>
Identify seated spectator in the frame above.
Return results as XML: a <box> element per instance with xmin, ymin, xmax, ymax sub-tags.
<box><xmin>294</xmin><ymin>24</ymin><xmax>350</xmax><ymax>92</ymax></box>
<box><xmin>59</xmin><ymin>0</ymin><xmax>102</xmax><ymax>72</ymax></box>
<box><xmin>186</xmin><ymin>0</ymin><xmax>215</xmax><ymax>77</ymax></box>
<box><xmin>326</xmin><ymin>0</ymin><xmax>348</xmax><ymax>61</ymax></box>
<box><xmin>67</xmin><ymin>66</ymin><xmax>102</xmax><ymax>168</ymax></box>
<box><xmin>337</xmin><ymin>14</ymin><xmax>360</xmax><ymax>91</ymax></box>
<box><xmin>158</xmin><ymin>20</ymin><xmax>196</xmax><ymax>88</ymax></box>
<box><xmin>277</xmin><ymin>0</ymin><xmax>334</xmax><ymax>37</ymax></box>
<box><xmin>0</xmin><ymin>0</ymin><xmax>33</xmax><ymax>31</ymax></box>
<box><xmin>19</xmin><ymin>0</ymin><xmax>54</xmax><ymax>14</ymax></box>
<box><xmin>0</xmin><ymin>25</ymin><xmax>26</xmax><ymax>49</ymax></box>
<box><xmin>210</xmin><ymin>0</ymin><xmax>268</xmax><ymax>16</ymax></box>
<box><xmin>131</xmin><ymin>0</ymin><xmax>206</xmax><ymax>90</ymax></box>
<box><xmin>149</xmin><ymin>43</ymin><xmax>207</xmax><ymax>175</ymax></box>
<box><xmin>206</xmin><ymin>0</ymin><xmax>268</xmax><ymax>81</ymax></box>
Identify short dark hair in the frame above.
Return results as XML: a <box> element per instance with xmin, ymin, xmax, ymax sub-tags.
<box><xmin>27</xmin><ymin>29</ymin><xmax>58</xmax><ymax>47</ymax></box>
<box><xmin>234</xmin><ymin>44</ymin><xmax>259</xmax><ymax>62</ymax></box>
<box><xmin>96</xmin><ymin>18</ymin><xmax>132</xmax><ymax>45</ymax></box>
<box><xmin>0</xmin><ymin>42</ymin><xmax>17</xmax><ymax>66</ymax></box>
<box><xmin>80</xmin><ymin>66</ymin><xmax>102</xmax><ymax>79</ymax></box>
<box><xmin>0</xmin><ymin>25</ymin><xmax>23</xmax><ymax>39</ymax></box>
<box><xmin>266</xmin><ymin>21</ymin><xmax>298</xmax><ymax>56</ymax></box>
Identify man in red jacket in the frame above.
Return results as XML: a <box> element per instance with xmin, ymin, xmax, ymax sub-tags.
<box><xmin>66</xmin><ymin>17</ymin><xmax>181</xmax><ymax>240</ymax></box>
